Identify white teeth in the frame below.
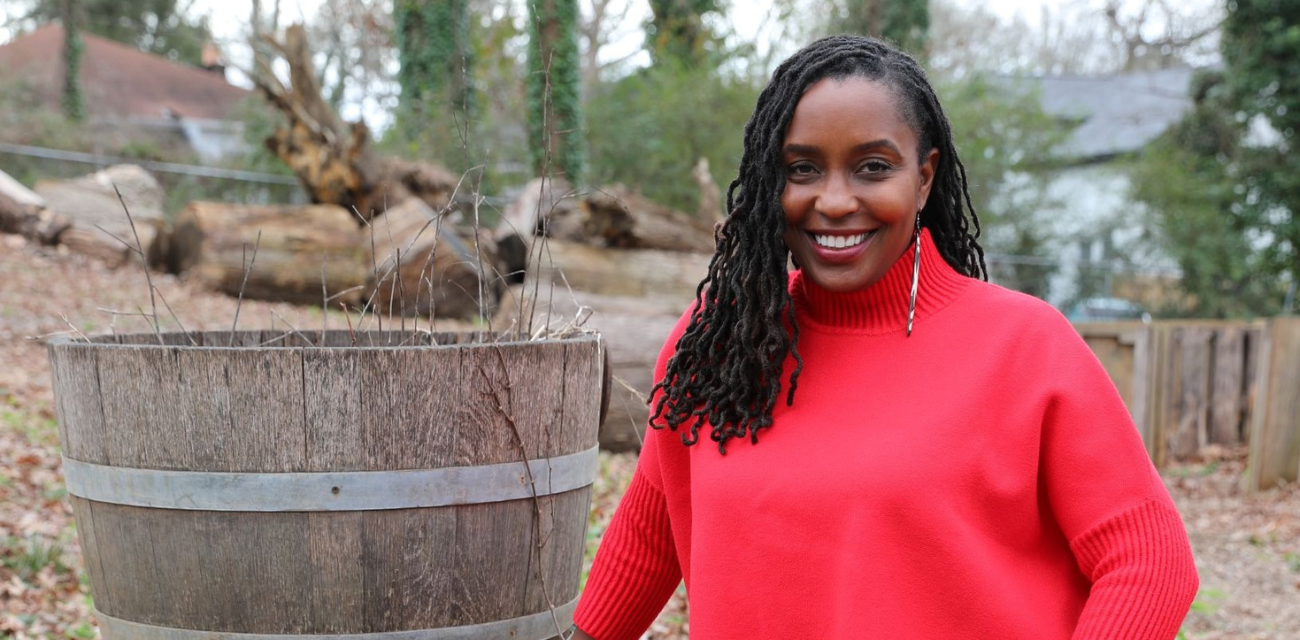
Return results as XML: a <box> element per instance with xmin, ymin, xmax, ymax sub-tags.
<box><xmin>813</xmin><ymin>233</ymin><xmax>869</xmax><ymax>249</ymax></box>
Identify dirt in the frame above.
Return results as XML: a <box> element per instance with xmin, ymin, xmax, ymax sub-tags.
<box><xmin>0</xmin><ymin>232</ymin><xmax>1297</xmax><ymax>639</ymax></box>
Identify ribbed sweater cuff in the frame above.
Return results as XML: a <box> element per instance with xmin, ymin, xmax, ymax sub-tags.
<box><xmin>574</xmin><ymin>472</ymin><xmax>682</xmax><ymax>640</ymax></box>
<box><xmin>1069</xmin><ymin>500</ymin><xmax>1199</xmax><ymax>640</ymax></box>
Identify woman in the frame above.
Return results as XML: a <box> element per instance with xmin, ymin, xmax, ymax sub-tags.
<box><xmin>573</xmin><ymin>35</ymin><xmax>1198</xmax><ymax>640</ymax></box>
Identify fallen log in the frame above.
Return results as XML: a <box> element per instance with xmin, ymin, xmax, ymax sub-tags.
<box><xmin>365</xmin><ymin>198</ymin><xmax>501</xmax><ymax>321</ymax></box>
<box><xmin>529</xmin><ymin>238</ymin><xmax>712</xmax><ymax>301</ymax></box>
<box><xmin>494</xmin><ymin>178</ymin><xmax>585</xmax><ymax>284</ymax></box>
<box><xmin>0</xmin><ymin>168</ymin><xmax>69</xmax><ymax>244</ymax></box>
<box><xmin>172</xmin><ymin>202</ymin><xmax>371</xmax><ymax>307</ymax></box>
<box><xmin>34</xmin><ymin>164</ymin><xmax>164</xmax><ymax>267</ymax></box>
<box><xmin>584</xmin><ymin>185</ymin><xmax>715</xmax><ymax>253</ymax></box>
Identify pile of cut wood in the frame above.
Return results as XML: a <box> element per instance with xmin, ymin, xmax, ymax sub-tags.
<box><xmin>492</xmin><ymin>178</ymin><xmax>717</xmax><ymax>451</ymax></box>
<box><xmin>1</xmin><ymin>20</ymin><xmax>723</xmax><ymax>452</ymax></box>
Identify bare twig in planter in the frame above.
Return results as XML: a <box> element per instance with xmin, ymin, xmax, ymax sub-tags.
<box><xmin>229</xmin><ymin>230</ymin><xmax>262</xmax><ymax>347</ymax></box>
<box><xmin>57</xmin><ymin>314</ymin><xmax>91</xmax><ymax>343</ymax></box>
<box><xmin>91</xmin><ymin>224</ymin><xmax>136</xmax><ymax>255</ymax></box>
<box><xmin>340</xmin><ymin>301</ymin><xmax>357</xmax><ymax>346</ymax></box>
<box><xmin>321</xmin><ymin>254</ymin><xmax>328</xmax><ymax>342</ymax></box>
<box><xmin>271</xmin><ymin>310</ymin><xmax>315</xmax><ymax>347</ymax></box>
<box><xmin>326</xmin><ymin>285</ymin><xmax>365</xmax><ymax>304</ymax></box>
<box><xmin>257</xmin><ymin>330</ymin><xmax>297</xmax><ymax>347</ymax></box>
<box><xmin>110</xmin><ymin>183</ymin><xmax>163</xmax><ymax>344</ymax></box>
<box><xmin>154</xmin><ymin>290</ymin><xmax>197</xmax><ymax>346</ymax></box>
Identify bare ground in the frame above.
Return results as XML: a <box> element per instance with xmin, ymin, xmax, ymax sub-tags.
<box><xmin>0</xmin><ymin>233</ymin><xmax>1295</xmax><ymax>639</ymax></box>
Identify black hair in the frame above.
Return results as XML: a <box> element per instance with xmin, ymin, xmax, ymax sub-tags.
<box><xmin>647</xmin><ymin>34</ymin><xmax>987</xmax><ymax>454</ymax></box>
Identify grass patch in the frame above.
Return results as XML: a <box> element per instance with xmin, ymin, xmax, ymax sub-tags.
<box><xmin>0</xmin><ymin>404</ymin><xmax>61</xmax><ymax>451</ymax></box>
<box><xmin>1</xmin><ymin>534</ymin><xmax>69</xmax><ymax>582</ymax></box>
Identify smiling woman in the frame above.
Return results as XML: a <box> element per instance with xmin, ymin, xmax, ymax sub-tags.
<box><xmin>571</xmin><ymin>35</ymin><xmax>1198</xmax><ymax>640</ymax></box>
<box><xmin>779</xmin><ymin>77</ymin><xmax>938</xmax><ymax>294</ymax></box>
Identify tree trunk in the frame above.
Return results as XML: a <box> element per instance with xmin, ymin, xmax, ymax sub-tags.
<box><xmin>252</xmin><ymin>24</ymin><xmax>458</xmax><ymax>219</ymax></box>
<box><xmin>583</xmin><ymin>185</ymin><xmax>715</xmax><ymax>252</ymax></box>
<box><xmin>172</xmin><ymin>202</ymin><xmax>371</xmax><ymax>307</ymax></box>
<box><xmin>34</xmin><ymin>164</ymin><xmax>163</xmax><ymax>267</ymax></box>
<box><xmin>365</xmin><ymin>198</ymin><xmax>501</xmax><ymax>321</ymax></box>
<box><xmin>527</xmin><ymin>238</ymin><xmax>712</xmax><ymax>300</ymax></box>
<box><xmin>0</xmin><ymin>169</ymin><xmax>69</xmax><ymax>244</ymax></box>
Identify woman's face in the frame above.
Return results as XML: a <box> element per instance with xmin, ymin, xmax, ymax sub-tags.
<box><xmin>780</xmin><ymin>76</ymin><xmax>938</xmax><ymax>293</ymax></box>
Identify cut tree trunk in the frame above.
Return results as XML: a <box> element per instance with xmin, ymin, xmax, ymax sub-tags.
<box><xmin>0</xmin><ymin>168</ymin><xmax>69</xmax><ymax>244</ymax></box>
<box><xmin>494</xmin><ymin>178</ymin><xmax>585</xmax><ymax>284</ymax></box>
<box><xmin>365</xmin><ymin>198</ymin><xmax>501</xmax><ymax>321</ymax></box>
<box><xmin>34</xmin><ymin>165</ymin><xmax>164</xmax><ymax>267</ymax></box>
<box><xmin>252</xmin><ymin>24</ymin><xmax>457</xmax><ymax>219</ymax></box>
<box><xmin>172</xmin><ymin>202</ymin><xmax>371</xmax><ymax>307</ymax></box>
<box><xmin>584</xmin><ymin>185</ymin><xmax>715</xmax><ymax>252</ymax></box>
<box><xmin>529</xmin><ymin>238</ymin><xmax>712</xmax><ymax>300</ymax></box>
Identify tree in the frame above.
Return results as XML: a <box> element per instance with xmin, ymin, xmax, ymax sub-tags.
<box><xmin>1219</xmin><ymin>0</ymin><xmax>1300</xmax><ymax>312</ymax></box>
<box><xmin>646</xmin><ymin>0</ymin><xmax>724</xmax><ymax>66</ymax></box>
<box><xmin>58</xmin><ymin>0</ymin><xmax>84</xmax><ymax>123</ymax></box>
<box><xmin>527</xmin><ymin>0</ymin><xmax>584</xmax><ymax>183</ymax></box>
<box><xmin>395</xmin><ymin>0</ymin><xmax>475</xmax><ymax>150</ymax></box>
<box><xmin>1130</xmin><ymin>71</ymin><xmax>1284</xmax><ymax>316</ymax></box>
<box><xmin>586</xmin><ymin>59</ymin><xmax>759</xmax><ymax>213</ymax></box>
<box><xmin>23</xmin><ymin>0</ymin><xmax>213</xmax><ymax>66</ymax></box>
<box><xmin>835</xmin><ymin>0</ymin><xmax>929</xmax><ymax>55</ymax></box>
<box><xmin>938</xmin><ymin>75</ymin><xmax>1067</xmax><ymax>299</ymax></box>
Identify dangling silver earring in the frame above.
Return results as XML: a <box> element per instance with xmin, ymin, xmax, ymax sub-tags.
<box><xmin>907</xmin><ymin>213</ymin><xmax>921</xmax><ymax>337</ymax></box>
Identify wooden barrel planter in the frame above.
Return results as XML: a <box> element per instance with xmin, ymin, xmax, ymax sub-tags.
<box><xmin>47</xmin><ymin>329</ymin><xmax>605</xmax><ymax>640</ymax></box>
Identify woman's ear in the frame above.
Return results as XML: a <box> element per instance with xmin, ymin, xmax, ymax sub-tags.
<box><xmin>916</xmin><ymin>148</ymin><xmax>939</xmax><ymax>212</ymax></box>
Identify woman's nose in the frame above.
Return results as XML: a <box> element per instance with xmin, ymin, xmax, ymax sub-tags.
<box><xmin>815</xmin><ymin>173</ymin><xmax>858</xmax><ymax>218</ymax></box>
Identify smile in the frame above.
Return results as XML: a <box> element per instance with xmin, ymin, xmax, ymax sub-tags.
<box><xmin>812</xmin><ymin>231</ymin><xmax>873</xmax><ymax>249</ymax></box>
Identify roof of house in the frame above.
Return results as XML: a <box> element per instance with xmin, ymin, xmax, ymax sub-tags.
<box><xmin>1011</xmin><ymin>67</ymin><xmax>1196</xmax><ymax>161</ymax></box>
<box><xmin>0</xmin><ymin>23</ymin><xmax>252</xmax><ymax>122</ymax></box>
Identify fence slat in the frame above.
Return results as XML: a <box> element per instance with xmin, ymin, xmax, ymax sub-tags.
<box><xmin>1247</xmin><ymin>318</ymin><xmax>1300</xmax><ymax>491</ymax></box>
<box><xmin>1171</xmin><ymin>327</ymin><xmax>1212</xmax><ymax>459</ymax></box>
<box><xmin>1210</xmin><ymin>327</ymin><xmax>1245</xmax><ymax>445</ymax></box>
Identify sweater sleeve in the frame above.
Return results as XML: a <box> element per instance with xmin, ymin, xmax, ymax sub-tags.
<box><xmin>1037</xmin><ymin>322</ymin><xmax>1199</xmax><ymax>640</ymax></box>
<box><xmin>572</xmin><ymin>309</ymin><xmax>694</xmax><ymax>640</ymax></box>
<box><xmin>572</xmin><ymin>468</ymin><xmax>681</xmax><ymax>640</ymax></box>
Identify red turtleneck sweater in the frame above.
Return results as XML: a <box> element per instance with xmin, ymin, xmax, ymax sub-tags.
<box><xmin>574</xmin><ymin>230</ymin><xmax>1198</xmax><ymax>640</ymax></box>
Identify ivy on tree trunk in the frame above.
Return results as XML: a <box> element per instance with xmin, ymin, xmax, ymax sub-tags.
<box><xmin>841</xmin><ymin>0</ymin><xmax>929</xmax><ymax>57</ymax></box>
<box><xmin>60</xmin><ymin>0</ymin><xmax>85</xmax><ymax>123</ymax></box>
<box><xmin>527</xmin><ymin>0</ymin><xmax>584</xmax><ymax>184</ymax></box>
<box><xmin>395</xmin><ymin>0</ymin><xmax>475</xmax><ymax>161</ymax></box>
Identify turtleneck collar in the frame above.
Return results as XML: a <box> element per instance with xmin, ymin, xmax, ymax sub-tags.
<box><xmin>791</xmin><ymin>228</ymin><xmax>973</xmax><ymax>334</ymax></box>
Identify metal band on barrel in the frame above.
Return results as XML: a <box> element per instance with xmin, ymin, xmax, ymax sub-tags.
<box><xmin>94</xmin><ymin>598</ymin><xmax>578</xmax><ymax>640</ymax></box>
<box><xmin>63</xmin><ymin>446</ymin><xmax>598</xmax><ymax>511</ymax></box>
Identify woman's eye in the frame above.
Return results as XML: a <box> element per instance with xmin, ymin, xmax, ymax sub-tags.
<box><xmin>787</xmin><ymin>162</ymin><xmax>817</xmax><ymax>177</ymax></box>
<box><xmin>859</xmin><ymin>160</ymin><xmax>893</xmax><ymax>173</ymax></box>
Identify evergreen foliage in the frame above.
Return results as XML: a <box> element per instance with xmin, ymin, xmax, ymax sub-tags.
<box><xmin>58</xmin><ymin>0</ymin><xmax>85</xmax><ymax>123</ymax></box>
<box><xmin>586</xmin><ymin>60</ymin><xmax>759</xmax><ymax>214</ymax></box>
<box><xmin>832</xmin><ymin>0</ymin><xmax>930</xmax><ymax>56</ymax></box>
<box><xmin>646</xmin><ymin>0</ymin><xmax>724</xmax><ymax>66</ymax></box>
<box><xmin>1131</xmin><ymin>1</ymin><xmax>1299</xmax><ymax>316</ymax></box>
<box><xmin>526</xmin><ymin>0</ymin><xmax>584</xmax><ymax>183</ymax></box>
<box><xmin>394</xmin><ymin>0</ymin><xmax>475</xmax><ymax>156</ymax></box>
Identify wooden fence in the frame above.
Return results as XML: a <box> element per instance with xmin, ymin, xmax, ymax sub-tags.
<box><xmin>1077</xmin><ymin>319</ymin><xmax>1300</xmax><ymax>490</ymax></box>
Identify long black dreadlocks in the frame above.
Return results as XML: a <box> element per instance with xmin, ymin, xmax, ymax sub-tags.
<box><xmin>647</xmin><ymin>34</ymin><xmax>988</xmax><ymax>454</ymax></box>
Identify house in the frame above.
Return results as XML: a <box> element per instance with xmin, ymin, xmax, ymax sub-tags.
<box><xmin>1005</xmin><ymin>67</ymin><xmax>1197</xmax><ymax>309</ymax></box>
<box><xmin>0</xmin><ymin>24</ymin><xmax>252</xmax><ymax>162</ymax></box>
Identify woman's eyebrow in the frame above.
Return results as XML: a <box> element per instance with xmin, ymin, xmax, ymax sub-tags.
<box><xmin>782</xmin><ymin>140</ymin><xmax>903</xmax><ymax>155</ymax></box>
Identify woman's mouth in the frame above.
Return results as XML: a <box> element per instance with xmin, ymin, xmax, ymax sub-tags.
<box><xmin>806</xmin><ymin>230</ymin><xmax>878</xmax><ymax>249</ymax></box>
<box><xmin>811</xmin><ymin>230</ymin><xmax>874</xmax><ymax>249</ymax></box>
<box><xmin>804</xmin><ymin>229</ymin><xmax>877</xmax><ymax>265</ymax></box>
